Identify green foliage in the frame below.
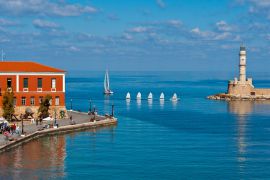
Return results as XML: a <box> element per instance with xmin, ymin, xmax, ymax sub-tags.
<box><xmin>60</xmin><ymin>110</ymin><xmax>65</xmax><ymax>119</ymax></box>
<box><xmin>38</xmin><ymin>94</ymin><xmax>52</xmax><ymax>119</ymax></box>
<box><xmin>2</xmin><ymin>91</ymin><xmax>15</xmax><ymax>120</ymax></box>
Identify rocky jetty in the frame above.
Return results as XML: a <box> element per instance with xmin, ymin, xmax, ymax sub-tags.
<box><xmin>207</xmin><ymin>93</ymin><xmax>270</xmax><ymax>101</ymax></box>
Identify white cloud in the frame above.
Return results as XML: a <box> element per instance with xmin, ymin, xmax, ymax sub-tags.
<box><xmin>33</xmin><ymin>19</ymin><xmax>59</xmax><ymax>29</ymax></box>
<box><xmin>191</xmin><ymin>28</ymin><xmax>214</xmax><ymax>38</ymax></box>
<box><xmin>167</xmin><ymin>20</ymin><xmax>182</xmax><ymax>27</ymax></box>
<box><xmin>129</xmin><ymin>26</ymin><xmax>148</xmax><ymax>33</ymax></box>
<box><xmin>216</xmin><ymin>21</ymin><xmax>234</xmax><ymax>31</ymax></box>
<box><xmin>191</xmin><ymin>27</ymin><xmax>240</xmax><ymax>41</ymax></box>
<box><xmin>122</xmin><ymin>33</ymin><xmax>133</xmax><ymax>40</ymax></box>
<box><xmin>249</xmin><ymin>0</ymin><xmax>270</xmax><ymax>8</ymax></box>
<box><xmin>0</xmin><ymin>18</ymin><xmax>18</xmax><ymax>26</ymax></box>
<box><xmin>0</xmin><ymin>0</ymin><xmax>97</xmax><ymax>17</ymax></box>
<box><xmin>156</xmin><ymin>0</ymin><xmax>166</xmax><ymax>8</ymax></box>
<box><xmin>214</xmin><ymin>32</ymin><xmax>232</xmax><ymax>40</ymax></box>
<box><xmin>68</xmin><ymin>46</ymin><xmax>80</xmax><ymax>52</ymax></box>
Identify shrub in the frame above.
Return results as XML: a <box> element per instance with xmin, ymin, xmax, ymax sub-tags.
<box><xmin>38</xmin><ymin>95</ymin><xmax>52</xmax><ymax>119</ymax></box>
<box><xmin>2</xmin><ymin>91</ymin><xmax>15</xmax><ymax>120</ymax></box>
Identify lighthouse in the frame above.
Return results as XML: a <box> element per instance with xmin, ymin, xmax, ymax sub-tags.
<box><xmin>239</xmin><ymin>45</ymin><xmax>246</xmax><ymax>83</ymax></box>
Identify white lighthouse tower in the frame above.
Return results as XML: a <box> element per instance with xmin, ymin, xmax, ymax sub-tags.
<box><xmin>239</xmin><ymin>45</ymin><xmax>247</xmax><ymax>84</ymax></box>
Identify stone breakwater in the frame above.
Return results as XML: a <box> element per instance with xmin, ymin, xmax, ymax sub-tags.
<box><xmin>0</xmin><ymin>112</ymin><xmax>117</xmax><ymax>154</ymax></box>
<box><xmin>207</xmin><ymin>93</ymin><xmax>270</xmax><ymax>101</ymax></box>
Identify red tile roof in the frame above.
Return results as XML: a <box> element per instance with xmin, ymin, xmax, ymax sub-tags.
<box><xmin>0</xmin><ymin>61</ymin><xmax>65</xmax><ymax>73</ymax></box>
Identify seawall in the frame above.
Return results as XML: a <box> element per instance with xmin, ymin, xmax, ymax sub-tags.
<box><xmin>0</xmin><ymin>117</ymin><xmax>117</xmax><ymax>154</ymax></box>
<box><xmin>207</xmin><ymin>93</ymin><xmax>270</xmax><ymax>101</ymax></box>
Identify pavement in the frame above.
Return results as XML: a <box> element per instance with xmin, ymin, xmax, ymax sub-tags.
<box><xmin>0</xmin><ymin>111</ymin><xmax>108</xmax><ymax>147</ymax></box>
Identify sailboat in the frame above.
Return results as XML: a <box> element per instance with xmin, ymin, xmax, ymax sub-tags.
<box><xmin>170</xmin><ymin>93</ymin><xmax>179</xmax><ymax>101</ymax></box>
<box><xmin>136</xmin><ymin>92</ymin><xmax>142</xmax><ymax>100</ymax></box>
<box><xmin>148</xmin><ymin>92</ymin><xmax>153</xmax><ymax>100</ymax></box>
<box><xmin>104</xmin><ymin>70</ymin><xmax>113</xmax><ymax>95</ymax></box>
<box><xmin>126</xmin><ymin>92</ymin><xmax>131</xmax><ymax>100</ymax></box>
<box><xmin>160</xmin><ymin>92</ymin><xmax>165</xmax><ymax>100</ymax></box>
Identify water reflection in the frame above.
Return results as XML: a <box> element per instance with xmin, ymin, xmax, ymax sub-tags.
<box><xmin>160</xmin><ymin>99</ymin><xmax>164</xmax><ymax>109</ymax></box>
<box><xmin>172</xmin><ymin>100</ymin><xmax>178</xmax><ymax>109</ymax></box>
<box><xmin>0</xmin><ymin>135</ymin><xmax>66</xmax><ymax>179</ymax></box>
<box><xmin>126</xmin><ymin>99</ymin><xmax>130</xmax><ymax>111</ymax></box>
<box><xmin>227</xmin><ymin>100</ymin><xmax>270</xmax><ymax>173</ymax></box>
<box><xmin>148</xmin><ymin>99</ymin><xmax>153</xmax><ymax>108</ymax></box>
<box><xmin>136</xmin><ymin>99</ymin><xmax>141</xmax><ymax>109</ymax></box>
<box><xmin>0</xmin><ymin>125</ymin><xmax>117</xmax><ymax>179</ymax></box>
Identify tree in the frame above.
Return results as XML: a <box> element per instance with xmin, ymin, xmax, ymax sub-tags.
<box><xmin>38</xmin><ymin>94</ymin><xmax>52</xmax><ymax>119</ymax></box>
<box><xmin>2</xmin><ymin>90</ymin><xmax>15</xmax><ymax>121</ymax></box>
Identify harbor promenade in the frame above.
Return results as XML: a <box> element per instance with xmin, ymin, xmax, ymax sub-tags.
<box><xmin>0</xmin><ymin>111</ymin><xmax>117</xmax><ymax>154</ymax></box>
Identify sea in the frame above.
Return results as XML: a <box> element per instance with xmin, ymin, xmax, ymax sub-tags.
<box><xmin>0</xmin><ymin>71</ymin><xmax>270</xmax><ymax>180</ymax></box>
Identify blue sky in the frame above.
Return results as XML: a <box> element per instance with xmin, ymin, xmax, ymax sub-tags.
<box><xmin>0</xmin><ymin>0</ymin><xmax>269</xmax><ymax>72</ymax></box>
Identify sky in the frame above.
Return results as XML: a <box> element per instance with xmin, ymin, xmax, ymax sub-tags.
<box><xmin>0</xmin><ymin>0</ymin><xmax>270</xmax><ymax>72</ymax></box>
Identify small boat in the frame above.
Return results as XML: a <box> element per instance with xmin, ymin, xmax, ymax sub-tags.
<box><xmin>160</xmin><ymin>92</ymin><xmax>165</xmax><ymax>100</ymax></box>
<box><xmin>104</xmin><ymin>69</ymin><xmax>113</xmax><ymax>95</ymax></box>
<box><xmin>126</xmin><ymin>92</ymin><xmax>131</xmax><ymax>100</ymax></box>
<box><xmin>136</xmin><ymin>92</ymin><xmax>142</xmax><ymax>100</ymax></box>
<box><xmin>148</xmin><ymin>92</ymin><xmax>153</xmax><ymax>100</ymax></box>
<box><xmin>170</xmin><ymin>93</ymin><xmax>179</xmax><ymax>101</ymax></box>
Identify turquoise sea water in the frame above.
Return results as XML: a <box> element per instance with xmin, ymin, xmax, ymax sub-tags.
<box><xmin>1</xmin><ymin>71</ymin><xmax>270</xmax><ymax>179</ymax></box>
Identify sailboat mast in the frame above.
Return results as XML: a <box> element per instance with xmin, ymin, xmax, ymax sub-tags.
<box><xmin>106</xmin><ymin>70</ymin><xmax>110</xmax><ymax>90</ymax></box>
<box><xmin>104</xmin><ymin>71</ymin><xmax>107</xmax><ymax>91</ymax></box>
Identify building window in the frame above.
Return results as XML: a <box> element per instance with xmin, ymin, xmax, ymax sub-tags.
<box><xmin>21</xmin><ymin>97</ymin><xmax>26</xmax><ymax>106</ymax></box>
<box><xmin>7</xmin><ymin>78</ymin><xmax>12</xmax><ymax>88</ymax></box>
<box><xmin>55</xmin><ymin>96</ymin><xmax>60</xmax><ymax>106</ymax></box>
<box><xmin>51</xmin><ymin>78</ymin><xmax>56</xmax><ymax>88</ymax></box>
<box><xmin>38</xmin><ymin>78</ymin><xmax>42</xmax><ymax>88</ymax></box>
<box><xmin>39</xmin><ymin>96</ymin><xmax>43</xmax><ymax>104</ymax></box>
<box><xmin>30</xmin><ymin>96</ymin><xmax>35</xmax><ymax>106</ymax></box>
<box><xmin>23</xmin><ymin>78</ymin><xmax>28</xmax><ymax>88</ymax></box>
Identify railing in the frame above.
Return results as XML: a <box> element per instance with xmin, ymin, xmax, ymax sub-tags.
<box><xmin>68</xmin><ymin>98</ymin><xmax>115</xmax><ymax>117</ymax></box>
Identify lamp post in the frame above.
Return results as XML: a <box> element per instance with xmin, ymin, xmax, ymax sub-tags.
<box><xmin>20</xmin><ymin>114</ymin><xmax>24</xmax><ymax>135</ymax></box>
<box><xmin>70</xmin><ymin>99</ymin><xmax>73</xmax><ymax>111</ymax></box>
<box><xmin>54</xmin><ymin>108</ymin><xmax>57</xmax><ymax>126</ymax></box>
<box><xmin>89</xmin><ymin>99</ymin><xmax>92</xmax><ymax>113</ymax></box>
<box><xmin>111</xmin><ymin>104</ymin><xmax>114</xmax><ymax>117</ymax></box>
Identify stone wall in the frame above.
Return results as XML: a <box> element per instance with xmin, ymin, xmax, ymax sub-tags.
<box><xmin>0</xmin><ymin>106</ymin><xmax>68</xmax><ymax>119</ymax></box>
<box><xmin>253</xmin><ymin>89</ymin><xmax>270</xmax><ymax>97</ymax></box>
<box><xmin>228</xmin><ymin>82</ymin><xmax>270</xmax><ymax>97</ymax></box>
<box><xmin>227</xmin><ymin>83</ymin><xmax>254</xmax><ymax>96</ymax></box>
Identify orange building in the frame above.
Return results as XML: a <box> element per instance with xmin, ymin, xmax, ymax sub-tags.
<box><xmin>0</xmin><ymin>61</ymin><xmax>66</xmax><ymax>117</ymax></box>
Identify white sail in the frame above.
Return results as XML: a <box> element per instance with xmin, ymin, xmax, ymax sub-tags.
<box><xmin>136</xmin><ymin>92</ymin><xmax>141</xmax><ymax>100</ymax></box>
<box><xmin>104</xmin><ymin>70</ymin><xmax>113</xmax><ymax>94</ymax></box>
<box><xmin>106</xmin><ymin>70</ymin><xmax>110</xmax><ymax>89</ymax></box>
<box><xmin>126</xmin><ymin>92</ymin><xmax>131</xmax><ymax>99</ymax></box>
<box><xmin>148</xmin><ymin>92</ymin><xmax>153</xmax><ymax>100</ymax></box>
<box><xmin>104</xmin><ymin>71</ymin><xmax>108</xmax><ymax>91</ymax></box>
<box><xmin>160</xmin><ymin>92</ymin><xmax>165</xmax><ymax>100</ymax></box>
<box><xmin>171</xmin><ymin>93</ymin><xmax>178</xmax><ymax>101</ymax></box>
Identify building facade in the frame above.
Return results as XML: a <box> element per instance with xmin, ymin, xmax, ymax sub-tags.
<box><xmin>227</xmin><ymin>46</ymin><xmax>270</xmax><ymax>97</ymax></box>
<box><xmin>0</xmin><ymin>61</ymin><xmax>66</xmax><ymax>118</ymax></box>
